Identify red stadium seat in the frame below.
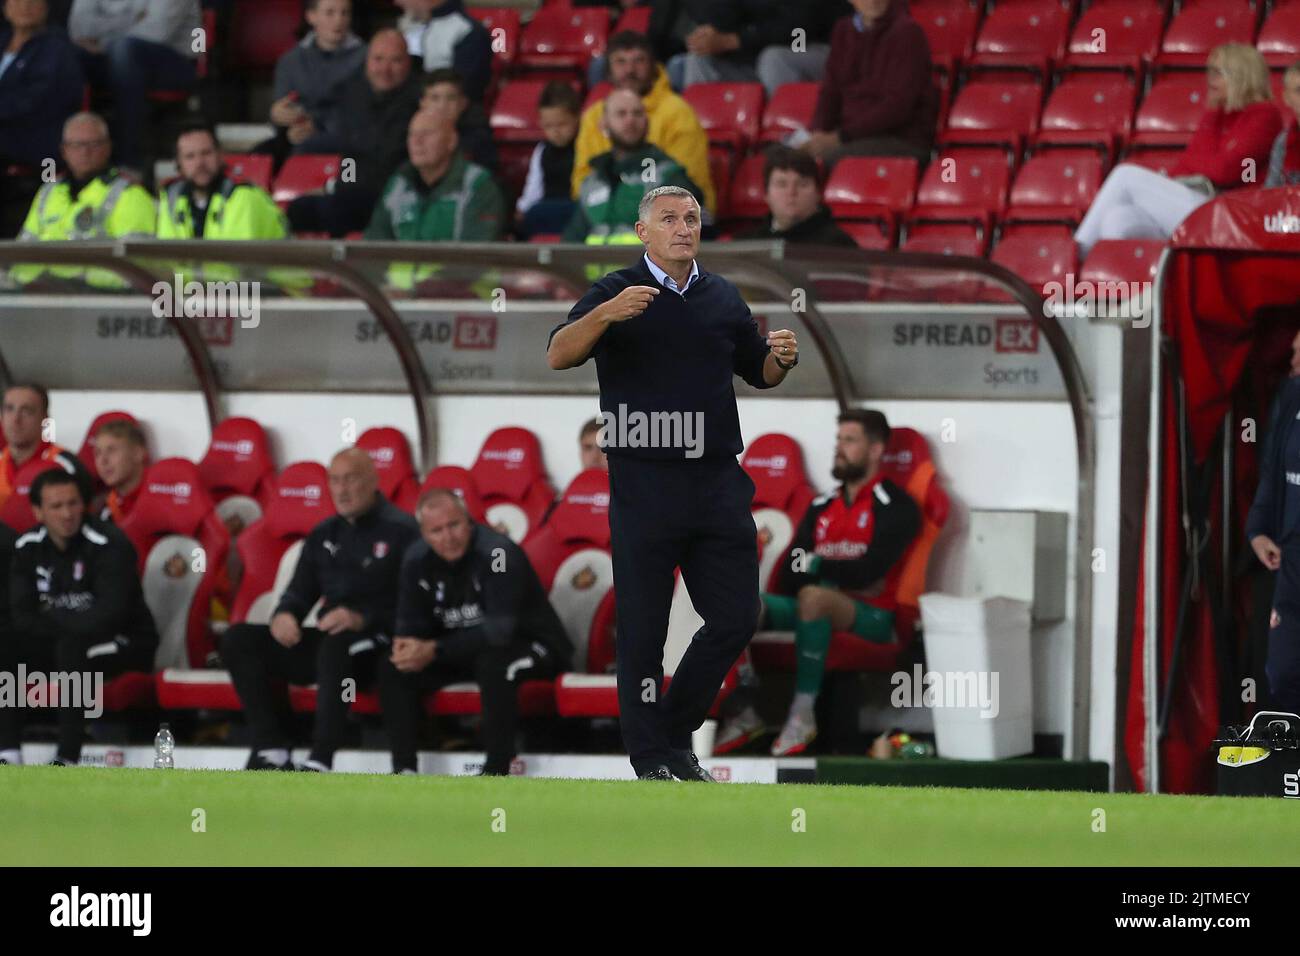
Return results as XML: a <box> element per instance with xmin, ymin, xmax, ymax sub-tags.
<box><xmin>824</xmin><ymin>156</ymin><xmax>919</xmax><ymax>220</ymax></box>
<box><xmin>939</xmin><ymin>79</ymin><xmax>1043</xmax><ymax>155</ymax></box>
<box><xmin>468</xmin><ymin>6</ymin><xmax>521</xmax><ymax>65</ymax></box>
<box><xmin>0</xmin><ymin>456</ymin><xmax>73</xmax><ymax>533</ymax></box>
<box><xmin>709</xmin><ymin>150</ymin><xmax>731</xmax><ymax>219</ymax></box>
<box><xmin>899</xmin><ymin>221</ymin><xmax>987</xmax><ymax>257</ymax></box>
<box><xmin>840</xmin><ymin>221</ymin><xmax>893</xmax><ymax>249</ymax></box>
<box><xmin>726</xmin><ymin>153</ymin><xmax>768</xmax><ymax>221</ymax></box>
<box><xmin>524</xmin><ymin>468</ymin><xmax>614</xmax><ymax>674</ymax></box>
<box><xmin>759</xmin><ymin>82</ymin><xmax>819</xmax><ymax>143</ymax></box>
<box><xmin>987</xmin><ymin>226</ymin><xmax>1079</xmax><ymax>298</ymax></box>
<box><xmin>225</xmin><ymin>153</ymin><xmax>274</xmax><ymax>192</ymax></box>
<box><xmin>742</xmin><ymin>434</ymin><xmax>815</xmax><ymax>594</ymax></box>
<box><xmin>969</xmin><ymin>0</ymin><xmax>1069</xmax><ymax>78</ymax></box>
<box><xmin>118</xmin><ymin>458</ymin><xmax>230</xmax><ymax>670</ymax></box>
<box><xmin>418</xmin><ymin>465</ymin><xmax>487</xmax><ymax>522</ymax></box>
<box><xmin>751</xmin><ymin>428</ymin><xmax>950</xmax><ymax>674</ymax></box>
<box><xmin>1121</xmin><ymin>147</ymin><xmax>1183</xmax><ymax>176</ymax></box>
<box><xmin>1129</xmin><ymin>74</ymin><xmax>1207</xmax><ymax>149</ymax></box>
<box><xmin>1033</xmin><ymin>75</ymin><xmax>1137</xmax><ymax>158</ymax></box>
<box><xmin>682</xmin><ymin>82</ymin><xmax>764</xmax><ymax>152</ymax></box>
<box><xmin>613</xmin><ymin>5</ymin><xmax>651</xmax><ymax>34</ymax></box>
<box><xmin>355</xmin><ymin>427</ymin><xmax>420</xmax><ymax>511</ymax></box>
<box><xmin>156</xmin><ymin>462</ymin><xmax>333</xmax><ymax>711</ymax></box>
<box><xmin>469</xmin><ymin>427</ymin><xmax>556</xmax><ymax>543</ymax></box>
<box><xmin>489</xmin><ymin>80</ymin><xmax>548</xmax><ymax>143</ymax></box>
<box><xmin>1003</xmin><ymin>150</ymin><xmax>1104</xmax><ymax>226</ymax></box>
<box><xmin>910</xmin><ymin>148</ymin><xmax>1012</xmax><ymax>230</ymax></box>
<box><xmin>271</xmin><ymin>154</ymin><xmax>342</xmax><ymax>205</ymax></box>
<box><xmin>517</xmin><ymin>6</ymin><xmax>609</xmax><ymax>70</ymax></box>
<box><xmin>583</xmin><ymin>80</ymin><xmax>612</xmax><ymax>112</ymax></box>
<box><xmin>198</xmin><ymin>417</ymin><xmax>276</xmax><ymax>517</ymax></box>
<box><xmin>1156</xmin><ymin>1</ymin><xmax>1258</xmax><ymax>72</ymax></box>
<box><xmin>232</xmin><ymin>0</ymin><xmax>301</xmax><ymax>73</ymax></box>
<box><xmin>1259</xmin><ymin>3</ymin><xmax>1300</xmax><ymax>68</ymax></box>
<box><xmin>1064</xmin><ymin>0</ymin><xmax>1165</xmax><ymax>75</ymax></box>
<box><xmin>1079</xmin><ymin>239</ymin><xmax>1164</xmax><ymax>313</ymax></box>
<box><xmin>910</xmin><ymin>0</ymin><xmax>978</xmax><ymax>79</ymax></box>
<box><xmin>77</xmin><ymin>410</ymin><xmax>142</xmax><ymax>487</ymax></box>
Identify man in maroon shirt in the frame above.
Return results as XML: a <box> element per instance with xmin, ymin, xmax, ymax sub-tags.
<box><xmin>801</xmin><ymin>0</ymin><xmax>936</xmax><ymax>168</ymax></box>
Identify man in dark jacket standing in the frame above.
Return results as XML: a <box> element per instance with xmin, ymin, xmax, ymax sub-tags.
<box><xmin>1247</xmin><ymin>328</ymin><xmax>1300</xmax><ymax>716</ymax></box>
<box><xmin>287</xmin><ymin>29</ymin><xmax>423</xmax><ymax>236</ymax></box>
<box><xmin>381</xmin><ymin>488</ymin><xmax>572</xmax><ymax>776</ymax></box>
<box><xmin>737</xmin><ymin>146</ymin><xmax>856</xmax><ymax>246</ymax></box>
<box><xmin>222</xmin><ymin>447</ymin><xmax>420</xmax><ymax>771</ymax></box>
<box><xmin>548</xmin><ymin>185</ymin><xmax>799</xmax><ymax>781</ymax></box>
<box><xmin>0</xmin><ymin>0</ymin><xmax>85</xmax><ymax>237</ymax></box>
<box><xmin>803</xmin><ymin>0</ymin><xmax>936</xmax><ymax>168</ymax></box>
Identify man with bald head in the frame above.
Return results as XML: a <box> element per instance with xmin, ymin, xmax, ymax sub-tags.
<box><xmin>363</xmin><ymin>110</ymin><xmax>503</xmax><ymax>241</ymax></box>
<box><xmin>222</xmin><ymin>446</ymin><xmax>419</xmax><ymax>771</ymax></box>
<box><xmin>287</xmin><ymin>28</ymin><xmax>423</xmax><ymax>237</ymax></box>
<box><xmin>563</xmin><ymin>88</ymin><xmax>702</xmax><ymax>245</ymax></box>
<box><xmin>18</xmin><ymin>112</ymin><xmax>155</xmax><ymax>248</ymax></box>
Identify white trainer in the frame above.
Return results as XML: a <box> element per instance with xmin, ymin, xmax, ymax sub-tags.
<box><xmin>771</xmin><ymin>709</ymin><xmax>817</xmax><ymax>756</ymax></box>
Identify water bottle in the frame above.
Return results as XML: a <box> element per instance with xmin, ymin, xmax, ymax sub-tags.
<box><xmin>153</xmin><ymin>723</ymin><xmax>175</xmax><ymax>769</ymax></box>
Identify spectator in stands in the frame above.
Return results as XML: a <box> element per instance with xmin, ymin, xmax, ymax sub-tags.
<box><xmin>0</xmin><ymin>384</ymin><xmax>92</xmax><ymax>515</ymax></box>
<box><xmin>91</xmin><ymin>419</ymin><xmax>147</xmax><ymax>524</ymax></box>
<box><xmin>802</xmin><ymin>0</ymin><xmax>935</xmax><ymax>168</ymax></box>
<box><xmin>2</xmin><ymin>468</ymin><xmax>159</xmax><ymax>766</ymax></box>
<box><xmin>516</xmin><ymin>81</ymin><xmax>580</xmax><ymax>238</ymax></box>
<box><xmin>419</xmin><ymin>68</ymin><xmax>497</xmax><ymax>170</ymax></box>
<box><xmin>17</xmin><ymin>112</ymin><xmax>155</xmax><ymax>246</ymax></box>
<box><xmin>397</xmin><ymin>0</ymin><xmax>491</xmax><ymax>104</ymax></box>
<box><xmin>650</xmin><ymin>0</ymin><xmax>846</xmax><ymax>95</ymax></box>
<box><xmin>1266</xmin><ymin>61</ymin><xmax>1300</xmax><ymax>189</ymax></box>
<box><xmin>1076</xmin><ymin>44</ymin><xmax>1281</xmax><ymax>257</ymax></box>
<box><xmin>564</xmin><ymin>88</ymin><xmax>702</xmax><ymax>244</ymax></box>
<box><xmin>221</xmin><ymin>448</ymin><xmax>420</xmax><ymax>772</ymax></box>
<box><xmin>261</xmin><ymin>0</ymin><xmax>364</xmax><ymax>171</ymax></box>
<box><xmin>381</xmin><ymin>488</ymin><xmax>573</xmax><ymax>775</ymax></box>
<box><xmin>364</xmin><ymin>110</ymin><xmax>504</xmax><ymax>241</ymax></box>
<box><xmin>580</xmin><ymin>417</ymin><xmax>607</xmax><ymax>472</ymax></box>
<box><xmin>0</xmin><ymin>0</ymin><xmax>86</xmax><ymax>239</ymax></box>
<box><xmin>736</xmin><ymin>145</ymin><xmax>856</xmax><ymax>245</ymax></box>
<box><xmin>158</xmin><ymin>119</ymin><xmax>287</xmax><ymax>240</ymax></box>
<box><xmin>287</xmin><ymin>28</ymin><xmax>423</xmax><ymax>237</ymax></box>
<box><xmin>67</xmin><ymin>0</ymin><xmax>201</xmax><ymax>172</ymax></box>
<box><xmin>718</xmin><ymin>409</ymin><xmax>919</xmax><ymax>756</ymax></box>
<box><xmin>572</xmin><ymin>30</ymin><xmax>715</xmax><ymax>216</ymax></box>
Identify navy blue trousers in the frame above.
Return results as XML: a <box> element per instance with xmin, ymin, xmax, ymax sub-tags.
<box><xmin>1267</xmin><ymin>543</ymin><xmax>1300</xmax><ymax>715</ymax></box>
<box><xmin>607</xmin><ymin>455</ymin><xmax>760</xmax><ymax>773</ymax></box>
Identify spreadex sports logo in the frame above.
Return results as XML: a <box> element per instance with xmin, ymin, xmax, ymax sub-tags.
<box><xmin>745</xmin><ymin>455</ymin><xmax>788</xmax><ymax>472</ymax></box>
<box><xmin>882</xmin><ymin>449</ymin><xmax>913</xmax><ymax>467</ymax></box>
<box><xmin>566</xmin><ymin>492</ymin><xmax>609</xmax><ymax>508</ymax></box>
<box><xmin>366</xmin><ymin>447</ymin><xmax>395</xmax><ymax>464</ymax></box>
<box><xmin>481</xmin><ymin>447</ymin><xmax>525</xmax><ymax>465</ymax></box>
<box><xmin>148</xmin><ymin>482</ymin><xmax>191</xmax><ymax>499</ymax></box>
<box><xmin>280</xmin><ymin>484</ymin><xmax>323</xmax><ymax>500</ymax></box>
<box><xmin>211</xmin><ymin>439</ymin><xmax>255</xmax><ymax>457</ymax></box>
<box><xmin>1264</xmin><ymin>212</ymin><xmax>1300</xmax><ymax>234</ymax></box>
<box><xmin>892</xmin><ymin>319</ymin><xmax>1038</xmax><ymax>353</ymax></box>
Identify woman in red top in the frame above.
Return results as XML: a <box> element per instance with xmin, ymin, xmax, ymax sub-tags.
<box><xmin>1076</xmin><ymin>44</ymin><xmax>1281</xmax><ymax>257</ymax></box>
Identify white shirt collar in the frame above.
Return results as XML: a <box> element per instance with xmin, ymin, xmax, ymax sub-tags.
<box><xmin>643</xmin><ymin>253</ymin><xmax>699</xmax><ymax>295</ymax></box>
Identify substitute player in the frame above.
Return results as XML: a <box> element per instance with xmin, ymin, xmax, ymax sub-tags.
<box><xmin>724</xmin><ymin>409</ymin><xmax>919</xmax><ymax>756</ymax></box>
<box><xmin>547</xmin><ymin>184</ymin><xmax>798</xmax><ymax>781</ymax></box>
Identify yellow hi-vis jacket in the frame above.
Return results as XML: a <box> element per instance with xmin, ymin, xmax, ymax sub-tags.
<box><xmin>156</xmin><ymin>176</ymin><xmax>287</xmax><ymax>240</ymax></box>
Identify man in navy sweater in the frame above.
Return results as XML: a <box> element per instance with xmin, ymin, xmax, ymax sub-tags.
<box><xmin>547</xmin><ymin>185</ymin><xmax>800</xmax><ymax>780</ymax></box>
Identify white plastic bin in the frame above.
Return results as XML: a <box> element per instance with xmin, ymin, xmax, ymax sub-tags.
<box><xmin>917</xmin><ymin>594</ymin><xmax>1034</xmax><ymax>760</ymax></box>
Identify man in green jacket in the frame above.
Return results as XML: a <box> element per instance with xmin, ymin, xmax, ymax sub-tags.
<box><xmin>563</xmin><ymin>88</ymin><xmax>703</xmax><ymax>245</ymax></box>
<box><xmin>157</xmin><ymin>119</ymin><xmax>287</xmax><ymax>240</ymax></box>
<box><xmin>364</xmin><ymin>111</ymin><xmax>504</xmax><ymax>242</ymax></box>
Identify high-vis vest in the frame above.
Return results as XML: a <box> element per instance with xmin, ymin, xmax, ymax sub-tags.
<box><xmin>14</xmin><ymin>170</ymin><xmax>156</xmax><ymax>287</ymax></box>
<box><xmin>157</xmin><ymin>176</ymin><xmax>287</xmax><ymax>241</ymax></box>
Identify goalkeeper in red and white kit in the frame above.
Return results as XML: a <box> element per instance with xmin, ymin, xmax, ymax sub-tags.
<box><xmin>718</xmin><ymin>409</ymin><xmax>920</xmax><ymax>756</ymax></box>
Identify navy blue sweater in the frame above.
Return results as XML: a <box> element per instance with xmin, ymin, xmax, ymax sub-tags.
<box><xmin>1247</xmin><ymin>375</ymin><xmax>1300</xmax><ymax>546</ymax></box>
<box><xmin>550</xmin><ymin>254</ymin><xmax>775</xmax><ymax>462</ymax></box>
<box><xmin>0</xmin><ymin>26</ymin><xmax>85</xmax><ymax>166</ymax></box>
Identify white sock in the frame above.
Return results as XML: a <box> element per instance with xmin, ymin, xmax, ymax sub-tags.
<box><xmin>257</xmin><ymin>748</ymin><xmax>289</xmax><ymax>766</ymax></box>
<box><xmin>791</xmin><ymin>693</ymin><xmax>816</xmax><ymax>719</ymax></box>
<box><xmin>0</xmin><ymin>749</ymin><xmax>21</xmax><ymax>764</ymax></box>
<box><xmin>301</xmin><ymin>759</ymin><xmax>331</xmax><ymax>773</ymax></box>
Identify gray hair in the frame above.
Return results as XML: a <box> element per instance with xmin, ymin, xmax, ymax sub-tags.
<box><xmin>63</xmin><ymin>112</ymin><xmax>110</xmax><ymax>141</ymax></box>
<box><xmin>637</xmin><ymin>185</ymin><xmax>699</xmax><ymax>225</ymax></box>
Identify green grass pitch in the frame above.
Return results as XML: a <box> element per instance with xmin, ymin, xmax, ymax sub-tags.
<box><xmin>3</xmin><ymin>766</ymin><xmax>1297</xmax><ymax>866</ymax></box>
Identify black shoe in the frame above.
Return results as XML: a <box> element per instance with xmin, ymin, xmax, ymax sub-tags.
<box><xmin>665</xmin><ymin>750</ymin><xmax>716</xmax><ymax>782</ymax></box>
<box><xmin>637</xmin><ymin>766</ymin><xmax>674</xmax><ymax>781</ymax></box>
<box><xmin>48</xmin><ymin>757</ymin><xmax>76</xmax><ymax>767</ymax></box>
<box><xmin>392</xmin><ymin>767</ymin><xmax>417</xmax><ymax>776</ymax></box>
<box><xmin>478</xmin><ymin>766</ymin><xmax>511</xmax><ymax>777</ymax></box>
<box><xmin>246</xmin><ymin>753</ymin><xmax>291</xmax><ymax>771</ymax></box>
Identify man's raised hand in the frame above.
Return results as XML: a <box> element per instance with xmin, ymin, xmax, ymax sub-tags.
<box><xmin>605</xmin><ymin>285</ymin><xmax>660</xmax><ymax>322</ymax></box>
